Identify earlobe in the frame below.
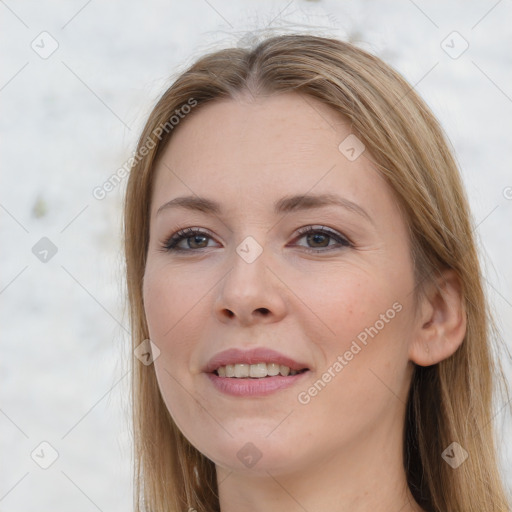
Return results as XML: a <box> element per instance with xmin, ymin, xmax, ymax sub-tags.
<box><xmin>409</xmin><ymin>269</ymin><xmax>467</xmax><ymax>367</ymax></box>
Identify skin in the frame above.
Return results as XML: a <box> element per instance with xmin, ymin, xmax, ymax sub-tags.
<box><xmin>142</xmin><ymin>92</ymin><xmax>466</xmax><ymax>512</ymax></box>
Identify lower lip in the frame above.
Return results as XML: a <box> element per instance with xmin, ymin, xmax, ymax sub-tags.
<box><xmin>205</xmin><ymin>371</ymin><xmax>310</xmax><ymax>397</ymax></box>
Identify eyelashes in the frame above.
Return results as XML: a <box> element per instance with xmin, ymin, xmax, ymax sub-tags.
<box><xmin>161</xmin><ymin>227</ymin><xmax>215</xmax><ymax>252</ymax></box>
<box><xmin>294</xmin><ymin>225</ymin><xmax>352</xmax><ymax>252</ymax></box>
<box><xmin>159</xmin><ymin>225</ymin><xmax>353</xmax><ymax>254</ymax></box>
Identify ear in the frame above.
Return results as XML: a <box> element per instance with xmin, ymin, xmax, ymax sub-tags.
<box><xmin>409</xmin><ymin>269</ymin><xmax>467</xmax><ymax>367</ymax></box>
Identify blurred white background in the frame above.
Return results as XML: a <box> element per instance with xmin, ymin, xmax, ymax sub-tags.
<box><xmin>1</xmin><ymin>0</ymin><xmax>511</xmax><ymax>510</ymax></box>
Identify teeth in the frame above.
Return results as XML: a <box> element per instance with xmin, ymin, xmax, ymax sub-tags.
<box><xmin>266</xmin><ymin>363</ymin><xmax>280</xmax><ymax>376</ymax></box>
<box><xmin>215</xmin><ymin>362</ymin><xmax>305</xmax><ymax>378</ymax></box>
<box><xmin>234</xmin><ymin>364</ymin><xmax>249</xmax><ymax>378</ymax></box>
<box><xmin>250</xmin><ymin>363</ymin><xmax>268</xmax><ymax>378</ymax></box>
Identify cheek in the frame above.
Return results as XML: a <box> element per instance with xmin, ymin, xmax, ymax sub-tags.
<box><xmin>296</xmin><ymin>293</ymin><xmax>410</xmax><ymax>445</ymax></box>
<box><xmin>300</xmin><ymin>264</ymin><xmax>411</xmax><ymax>392</ymax></box>
<box><xmin>142</xmin><ymin>262</ymin><xmax>206</xmax><ymax>340</ymax></box>
<box><xmin>297</xmin><ymin>264</ymin><xmax>398</xmax><ymax>341</ymax></box>
<box><xmin>141</xmin><ymin>264</ymin><xmax>202</xmax><ymax>402</ymax></box>
<box><xmin>142</xmin><ymin>265</ymin><xmax>204</xmax><ymax>432</ymax></box>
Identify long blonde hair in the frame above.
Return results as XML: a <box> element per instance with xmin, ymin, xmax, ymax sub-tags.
<box><xmin>123</xmin><ymin>33</ymin><xmax>511</xmax><ymax>511</ymax></box>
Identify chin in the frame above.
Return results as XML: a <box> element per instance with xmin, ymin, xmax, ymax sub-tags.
<box><xmin>196</xmin><ymin>436</ymin><xmax>306</xmax><ymax>476</ymax></box>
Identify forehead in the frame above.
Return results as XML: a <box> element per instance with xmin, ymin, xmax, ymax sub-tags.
<box><xmin>150</xmin><ymin>92</ymin><xmax>391</xmax><ymax>222</ymax></box>
<box><xmin>158</xmin><ymin>92</ymin><xmax>349</xmax><ymax>170</ymax></box>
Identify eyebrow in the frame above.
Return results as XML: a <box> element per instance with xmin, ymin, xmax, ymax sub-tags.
<box><xmin>156</xmin><ymin>193</ymin><xmax>373</xmax><ymax>224</ymax></box>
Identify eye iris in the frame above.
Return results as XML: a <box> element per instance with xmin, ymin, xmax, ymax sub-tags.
<box><xmin>189</xmin><ymin>234</ymin><xmax>208</xmax><ymax>249</ymax></box>
<box><xmin>307</xmin><ymin>232</ymin><xmax>329</xmax><ymax>247</ymax></box>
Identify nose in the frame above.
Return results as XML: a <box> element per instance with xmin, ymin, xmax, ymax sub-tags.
<box><xmin>213</xmin><ymin>242</ymin><xmax>288</xmax><ymax>326</ymax></box>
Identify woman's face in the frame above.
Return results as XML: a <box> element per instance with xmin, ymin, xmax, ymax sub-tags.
<box><xmin>143</xmin><ymin>92</ymin><xmax>419</xmax><ymax>476</ymax></box>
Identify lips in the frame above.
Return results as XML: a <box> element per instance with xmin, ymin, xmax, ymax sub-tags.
<box><xmin>203</xmin><ymin>347</ymin><xmax>310</xmax><ymax>374</ymax></box>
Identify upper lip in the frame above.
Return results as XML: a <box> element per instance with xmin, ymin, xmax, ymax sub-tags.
<box><xmin>203</xmin><ymin>347</ymin><xmax>310</xmax><ymax>374</ymax></box>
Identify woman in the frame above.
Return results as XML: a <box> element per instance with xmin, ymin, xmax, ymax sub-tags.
<box><xmin>123</xmin><ymin>33</ymin><xmax>511</xmax><ymax>511</ymax></box>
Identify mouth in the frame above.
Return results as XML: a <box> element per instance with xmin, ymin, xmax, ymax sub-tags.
<box><xmin>203</xmin><ymin>347</ymin><xmax>311</xmax><ymax>396</ymax></box>
<box><xmin>212</xmin><ymin>363</ymin><xmax>309</xmax><ymax>378</ymax></box>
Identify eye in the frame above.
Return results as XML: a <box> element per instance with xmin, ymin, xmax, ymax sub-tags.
<box><xmin>159</xmin><ymin>225</ymin><xmax>353</xmax><ymax>253</ymax></box>
<box><xmin>292</xmin><ymin>225</ymin><xmax>352</xmax><ymax>253</ymax></box>
<box><xmin>160</xmin><ymin>227</ymin><xmax>217</xmax><ymax>252</ymax></box>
